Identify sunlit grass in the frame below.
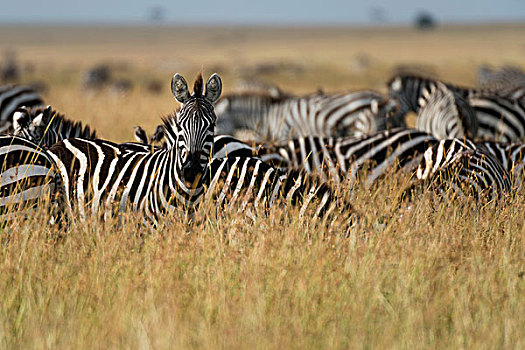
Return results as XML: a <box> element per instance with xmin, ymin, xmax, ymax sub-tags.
<box><xmin>0</xmin><ymin>24</ymin><xmax>524</xmax><ymax>348</ymax></box>
<box><xmin>0</xmin><ymin>181</ymin><xmax>523</xmax><ymax>349</ymax></box>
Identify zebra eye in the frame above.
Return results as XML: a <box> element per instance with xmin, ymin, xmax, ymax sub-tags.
<box><xmin>179</xmin><ymin>147</ymin><xmax>188</xmax><ymax>161</ymax></box>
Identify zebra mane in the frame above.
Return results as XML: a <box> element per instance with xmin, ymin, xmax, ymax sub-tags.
<box><xmin>160</xmin><ymin>114</ymin><xmax>177</xmax><ymax>147</ymax></box>
<box><xmin>13</xmin><ymin>105</ymin><xmax>96</xmax><ymax>146</ymax></box>
<box><xmin>193</xmin><ymin>72</ymin><xmax>203</xmax><ymax>97</ymax></box>
<box><xmin>40</xmin><ymin>107</ymin><xmax>96</xmax><ymax>139</ymax></box>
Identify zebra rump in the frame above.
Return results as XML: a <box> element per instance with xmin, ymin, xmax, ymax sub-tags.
<box><xmin>478</xmin><ymin>140</ymin><xmax>525</xmax><ymax>187</ymax></box>
<box><xmin>0</xmin><ymin>135</ymin><xmax>61</xmax><ymax>220</ymax></box>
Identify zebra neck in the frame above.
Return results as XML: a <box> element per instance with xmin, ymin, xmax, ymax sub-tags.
<box><xmin>162</xmin><ymin>148</ymin><xmax>207</xmax><ymax>209</ymax></box>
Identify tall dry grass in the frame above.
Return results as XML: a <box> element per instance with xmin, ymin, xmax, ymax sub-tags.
<box><xmin>0</xmin><ymin>24</ymin><xmax>524</xmax><ymax>348</ymax></box>
<box><xmin>0</xmin><ymin>181</ymin><xmax>523</xmax><ymax>349</ymax></box>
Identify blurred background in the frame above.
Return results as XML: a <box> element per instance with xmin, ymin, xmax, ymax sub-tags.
<box><xmin>1</xmin><ymin>0</ymin><xmax>524</xmax><ymax>140</ymax></box>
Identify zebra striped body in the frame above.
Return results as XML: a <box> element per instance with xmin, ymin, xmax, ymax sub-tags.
<box><xmin>47</xmin><ymin>138</ymin><xmax>202</xmax><ymax>224</ymax></box>
<box><xmin>477</xmin><ymin>140</ymin><xmax>525</xmax><ymax>186</ymax></box>
<box><xmin>415</xmin><ymin>82</ymin><xmax>478</xmax><ymax>139</ymax></box>
<box><xmin>47</xmin><ymin>136</ymin><xmax>348</xmax><ymax>225</ymax></box>
<box><xmin>210</xmin><ymin>129</ymin><xmax>439</xmax><ymax>186</ymax></box>
<box><xmin>0</xmin><ymin>84</ymin><xmax>44</xmax><ymax>133</ymax></box>
<box><xmin>254</xmin><ymin>129</ymin><xmax>438</xmax><ymax>186</ymax></box>
<box><xmin>215</xmin><ymin>90</ymin><xmax>402</xmax><ymax>141</ymax></box>
<box><xmin>13</xmin><ymin>105</ymin><xmax>96</xmax><ymax>148</ymax></box>
<box><xmin>46</xmin><ymin>73</ymin><xmax>222</xmax><ymax>225</ymax></box>
<box><xmin>204</xmin><ymin>156</ymin><xmax>349</xmax><ymax>221</ymax></box>
<box><xmin>0</xmin><ymin>135</ymin><xmax>60</xmax><ymax>220</ymax></box>
<box><xmin>388</xmin><ymin>74</ymin><xmax>525</xmax><ymax>142</ymax></box>
<box><xmin>416</xmin><ymin>138</ymin><xmax>511</xmax><ymax>200</ymax></box>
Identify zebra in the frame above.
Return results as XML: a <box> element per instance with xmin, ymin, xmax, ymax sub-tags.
<box><xmin>133</xmin><ymin>125</ymin><xmax>439</xmax><ymax>186</ymax></box>
<box><xmin>249</xmin><ymin>128</ymin><xmax>439</xmax><ymax>186</ymax></box>
<box><xmin>415</xmin><ymin>82</ymin><xmax>478</xmax><ymax>139</ymax></box>
<box><xmin>477</xmin><ymin>65</ymin><xmax>525</xmax><ymax>101</ymax></box>
<box><xmin>43</xmin><ymin>73</ymin><xmax>349</xmax><ymax>227</ymax></box>
<box><xmin>388</xmin><ymin>74</ymin><xmax>525</xmax><ymax>142</ymax></box>
<box><xmin>215</xmin><ymin>89</ymin><xmax>403</xmax><ymax>141</ymax></box>
<box><xmin>12</xmin><ymin>105</ymin><xmax>96</xmax><ymax>148</ymax></box>
<box><xmin>477</xmin><ymin>140</ymin><xmax>525</xmax><ymax>187</ymax></box>
<box><xmin>45</xmin><ymin>72</ymin><xmax>221</xmax><ymax>224</ymax></box>
<box><xmin>414</xmin><ymin>138</ymin><xmax>512</xmax><ymax>201</ymax></box>
<box><xmin>0</xmin><ymin>84</ymin><xmax>44</xmax><ymax>133</ymax></box>
<box><xmin>133</xmin><ymin>125</ymin><xmax>255</xmax><ymax>159</ymax></box>
<box><xmin>0</xmin><ymin>135</ymin><xmax>62</xmax><ymax>221</ymax></box>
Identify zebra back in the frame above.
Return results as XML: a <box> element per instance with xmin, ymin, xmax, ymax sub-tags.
<box><xmin>13</xmin><ymin>105</ymin><xmax>96</xmax><ymax>147</ymax></box>
<box><xmin>254</xmin><ymin>129</ymin><xmax>438</xmax><ymax>185</ymax></box>
<box><xmin>215</xmin><ymin>90</ymin><xmax>401</xmax><ymax>141</ymax></box>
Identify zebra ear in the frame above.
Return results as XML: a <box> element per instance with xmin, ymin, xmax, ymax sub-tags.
<box><xmin>171</xmin><ymin>74</ymin><xmax>191</xmax><ymax>104</ymax></box>
<box><xmin>390</xmin><ymin>77</ymin><xmax>402</xmax><ymax>92</ymax></box>
<box><xmin>13</xmin><ymin>109</ymin><xmax>29</xmax><ymax>130</ymax></box>
<box><xmin>204</xmin><ymin>73</ymin><xmax>222</xmax><ymax>104</ymax></box>
<box><xmin>370</xmin><ymin>99</ymin><xmax>379</xmax><ymax>114</ymax></box>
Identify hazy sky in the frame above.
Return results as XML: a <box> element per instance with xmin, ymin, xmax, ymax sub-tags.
<box><xmin>1</xmin><ymin>0</ymin><xmax>524</xmax><ymax>25</ymax></box>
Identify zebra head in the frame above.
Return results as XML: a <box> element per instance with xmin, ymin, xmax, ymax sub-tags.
<box><xmin>13</xmin><ymin>105</ymin><xmax>96</xmax><ymax>147</ymax></box>
<box><xmin>164</xmin><ymin>72</ymin><xmax>222</xmax><ymax>185</ymax></box>
<box><xmin>13</xmin><ymin>105</ymin><xmax>54</xmax><ymax>145</ymax></box>
<box><xmin>388</xmin><ymin>74</ymin><xmax>437</xmax><ymax>114</ymax></box>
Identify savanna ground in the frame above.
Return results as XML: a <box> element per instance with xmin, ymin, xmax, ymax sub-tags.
<box><xmin>0</xmin><ymin>24</ymin><xmax>524</xmax><ymax>348</ymax></box>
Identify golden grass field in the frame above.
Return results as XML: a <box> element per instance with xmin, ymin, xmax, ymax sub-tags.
<box><xmin>0</xmin><ymin>24</ymin><xmax>524</xmax><ymax>348</ymax></box>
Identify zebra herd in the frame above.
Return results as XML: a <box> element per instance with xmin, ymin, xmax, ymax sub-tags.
<box><xmin>0</xmin><ymin>67</ymin><xmax>524</xmax><ymax>231</ymax></box>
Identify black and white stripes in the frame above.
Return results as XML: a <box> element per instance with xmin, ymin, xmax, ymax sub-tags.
<box><xmin>0</xmin><ymin>84</ymin><xmax>44</xmax><ymax>133</ymax></box>
<box><xmin>215</xmin><ymin>90</ymin><xmax>402</xmax><ymax>141</ymax></box>
<box><xmin>415</xmin><ymin>138</ymin><xmax>512</xmax><ymax>200</ymax></box>
<box><xmin>12</xmin><ymin>105</ymin><xmax>96</xmax><ymax>148</ymax></box>
<box><xmin>0</xmin><ymin>135</ymin><xmax>60</xmax><ymax>220</ymax></box>
<box><xmin>388</xmin><ymin>74</ymin><xmax>525</xmax><ymax>142</ymax></box>
<box><xmin>46</xmin><ymin>73</ymin><xmax>222</xmax><ymax>224</ymax></box>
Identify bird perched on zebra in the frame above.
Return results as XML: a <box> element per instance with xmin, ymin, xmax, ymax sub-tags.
<box><xmin>388</xmin><ymin>74</ymin><xmax>525</xmax><ymax>142</ymax></box>
<box><xmin>413</xmin><ymin>138</ymin><xmax>512</xmax><ymax>201</ymax></box>
<box><xmin>0</xmin><ymin>84</ymin><xmax>44</xmax><ymax>133</ymax></box>
<box><xmin>12</xmin><ymin>105</ymin><xmax>96</xmax><ymax>148</ymax></box>
<box><xmin>214</xmin><ymin>89</ymin><xmax>403</xmax><ymax>142</ymax></box>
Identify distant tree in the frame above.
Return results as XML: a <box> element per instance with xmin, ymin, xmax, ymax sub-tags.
<box><xmin>369</xmin><ymin>7</ymin><xmax>386</xmax><ymax>24</ymax></box>
<box><xmin>148</xmin><ymin>6</ymin><xmax>166</xmax><ymax>23</ymax></box>
<box><xmin>414</xmin><ymin>11</ymin><xmax>436</xmax><ymax>30</ymax></box>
